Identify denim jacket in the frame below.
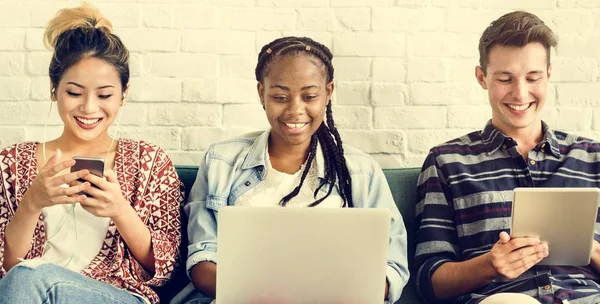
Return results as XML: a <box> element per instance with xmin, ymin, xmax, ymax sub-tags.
<box><xmin>184</xmin><ymin>129</ymin><xmax>409</xmax><ymax>303</ymax></box>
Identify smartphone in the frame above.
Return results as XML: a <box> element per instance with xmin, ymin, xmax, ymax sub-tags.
<box><xmin>70</xmin><ymin>156</ymin><xmax>105</xmax><ymax>196</ymax></box>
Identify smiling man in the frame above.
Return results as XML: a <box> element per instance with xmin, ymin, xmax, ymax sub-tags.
<box><xmin>414</xmin><ymin>11</ymin><xmax>600</xmax><ymax>304</ymax></box>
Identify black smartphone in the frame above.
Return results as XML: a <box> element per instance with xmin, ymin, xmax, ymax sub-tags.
<box><xmin>70</xmin><ymin>156</ymin><xmax>105</xmax><ymax>196</ymax></box>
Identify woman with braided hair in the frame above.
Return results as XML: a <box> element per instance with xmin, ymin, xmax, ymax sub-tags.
<box><xmin>177</xmin><ymin>36</ymin><xmax>409</xmax><ymax>304</ymax></box>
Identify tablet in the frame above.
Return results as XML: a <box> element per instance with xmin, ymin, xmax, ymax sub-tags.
<box><xmin>511</xmin><ymin>187</ymin><xmax>600</xmax><ymax>266</ymax></box>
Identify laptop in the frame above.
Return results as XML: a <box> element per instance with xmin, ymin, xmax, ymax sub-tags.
<box><xmin>216</xmin><ymin>207</ymin><xmax>391</xmax><ymax>304</ymax></box>
<box><xmin>511</xmin><ymin>187</ymin><xmax>600</xmax><ymax>266</ymax></box>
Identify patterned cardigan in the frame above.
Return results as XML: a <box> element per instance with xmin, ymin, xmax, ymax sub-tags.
<box><xmin>0</xmin><ymin>139</ymin><xmax>183</xmax><ymax>304</ymax></box>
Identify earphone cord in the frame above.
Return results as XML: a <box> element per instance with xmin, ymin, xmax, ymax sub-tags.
<box><xmin>42</xmin><ymin>101</ymin><xmax>52</xmax><ymax>164</ymax></box>
<box><xmin>104</xmin><ymin>101</ymin><xmax>124</xmax><ymax>164</ymax></box>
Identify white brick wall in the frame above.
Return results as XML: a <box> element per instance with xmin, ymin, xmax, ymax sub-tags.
<box><xmin>1</xmin><ymin>0</ymin><xmax>600</xmax><ymax>168</ymax></box>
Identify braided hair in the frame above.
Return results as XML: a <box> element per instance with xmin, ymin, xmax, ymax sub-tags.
<box><xmin>255</xmin><ymin>37</ymin><xmax>353</xmax><ymax>208</ymax></box>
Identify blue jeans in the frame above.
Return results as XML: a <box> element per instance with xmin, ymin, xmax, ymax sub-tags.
<box><xmin>0</xmin><ymin>262</ymin><xmax>146</xmax><ymax>304</ymax></box>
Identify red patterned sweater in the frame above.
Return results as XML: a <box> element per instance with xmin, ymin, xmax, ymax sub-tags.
<box><xmin>0</xmin><ymin>139</ymin><xmax>183</xmax><ymax>304</ymax></box>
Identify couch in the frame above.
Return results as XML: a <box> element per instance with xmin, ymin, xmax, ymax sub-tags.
<box><xmin>158</xmin><ymin>166</ymin><xmax>424</xmax><ymax>304</ymax></box>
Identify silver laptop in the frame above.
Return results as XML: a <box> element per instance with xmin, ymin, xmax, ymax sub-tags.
<box><xmin>511</xmin><ymin>187</ymin><xmax>600</xmax><ymax>266</ymax></box>
<box><xmin>216</xmin><ymin>207</ymin><xmax>391</xmax><ymax>304</ymax></box>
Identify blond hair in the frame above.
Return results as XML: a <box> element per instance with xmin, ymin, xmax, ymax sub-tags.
<box><xmin>44</xmin><ymin>3</ymin><xmax>113</xmax><ymax>49</ymax></box>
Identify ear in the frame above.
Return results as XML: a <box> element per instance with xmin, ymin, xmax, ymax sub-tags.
<box><xmin>326</xmin><ymin>80</ymin><xmax>334</xmax><ymax>103</ymax></box>
<box><xmin>475</xmin><ymin>66</ymin><xmax>488</xmax><ymax>90</ymax></box>
<box><xmin>49</xmin><ymin>78</ymin><xmax>56</xmax><ymax>101</ymax></box>
<box><xmin>547</xmin><ymin>64</ymin><xmax>552</xmax><ymax>80</ymax></box>
<box><xmin>121</xmin><ymin>84</ymin><xmax>130</xmax><ymax>106</ymax></box>
<box><xmin>257</xmin><ymin>82</ymin><xmax>265</xmax><ymax>109</ymax></box>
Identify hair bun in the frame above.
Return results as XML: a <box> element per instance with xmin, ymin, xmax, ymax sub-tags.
<box><xmin>44</xmin><ymin>3</ymin><xmax>113</xmax><ymax>49</ymax></box>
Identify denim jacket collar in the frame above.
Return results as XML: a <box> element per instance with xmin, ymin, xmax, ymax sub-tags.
<box><xmin>240</xmin><ymin>129</ymin><xmax>326</xmax><ymax>179</ymax></box>
<box><xmin>240</xmin><ymin>129</ymin><xmax>269</xmax><ymax>170</ymax></box>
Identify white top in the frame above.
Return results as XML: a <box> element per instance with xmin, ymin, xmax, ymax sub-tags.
<box><xmin>42</xmin><ymin>199</ymin><xmax>111</xmax><ymax>273</ymax></box>
<box><xmin>234</xmin><ymin>142</ymin><xmax>344</xmax><ymax>208</ymax></box>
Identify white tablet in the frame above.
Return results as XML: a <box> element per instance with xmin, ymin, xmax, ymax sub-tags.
<box><xmin>511</xmin><ymin>187</ymin><xmax>600</xmax><ymax>266</ymax></box>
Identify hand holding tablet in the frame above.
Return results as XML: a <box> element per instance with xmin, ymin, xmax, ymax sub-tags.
<box><xmin>490</xmin><ymin>231</ymin><xmax>549</xmax><ymax>279</ymax></box>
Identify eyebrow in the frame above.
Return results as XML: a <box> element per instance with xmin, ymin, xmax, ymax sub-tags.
<box><xmin>66</xmin><ymin>82</ymin><xmax>115</xmax><ymax>89</ymax></box>
<box><xmin>492</xmin><ymin>70</ymin><xmax>545</xmax><ymax>76</ymax></box>
<box><xmin>269</xmin><ymin>85</ymin><xmax>320</xmax><ymax>91</ymax></box>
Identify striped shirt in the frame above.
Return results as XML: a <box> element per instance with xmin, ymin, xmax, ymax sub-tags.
<box><xmin>415</xmin><ymin>121</ymin><xmax>600</xmax><ymax>304</ymax></box>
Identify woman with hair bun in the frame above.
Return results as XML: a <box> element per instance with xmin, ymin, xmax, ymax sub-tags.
<box><xmin>0</xmin><ymin>4</ymin><xmax>182</xmax><ymax>304</ymax></box>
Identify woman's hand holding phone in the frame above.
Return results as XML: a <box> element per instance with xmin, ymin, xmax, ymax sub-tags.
<box><xmin>21</xmin><ymin>149</ymin><xmax>91</xmax><ymax>214</ymax></box>
<box><xmin>76</xmin><ymin>169</ymin><xmax>130</xmax><ymax>219</ymax></box>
